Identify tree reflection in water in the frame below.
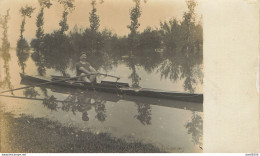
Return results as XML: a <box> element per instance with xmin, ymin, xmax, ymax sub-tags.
<box><xmin>0</xmin><ymin>9</ymin><xmax>13</xmax><ymax>92</ymax></box>
<box><xmin>127</xmin><ymin>57</ymin><xmax>141</xmax><ymax>88</ymax></box>
<box><xmin>1</xmin><ymin>0</ymin><xmax>204</xmax><ymax>152</ymax></box>
<box><xmin>5</xmin><ymin>0</ymin><xmax>202</xmax><ymax>124</ymax></box>
<box><xmin>38</xmin><ymin>31</ymin><xmax>72</xmax><ymax>76</ymax></box>
<box><xmin>185</xmin><ymin>112</ymin><xmax>203</xmax><ymax>146</ymax></box>
<box><xmin>134</xmin><ymin>103</ymin><xmax>151</xmax><ymax>125</ymax></box>
<box><xmin>39</xmin><ymin>87</ymin><xmax>49</xmax><ymax>98</ymax></box>
<box><xmin>30</xmin><ymin>0</ymin><xmax>52</xmax><ymax>76</ymax></box>
<box><xmin>126</xmin><ymin>4</ymin><xmax>155</xmax><ymax>124</ymax></box>
<box><xmin>39</xmin><ymin>87</ymin><xmax>56</xmax><ymax>111</ymax></box>
<box><xmin>61</xmin><ymin>92</ymin><xmax>107</xmax><ymax>122</ymax></box>
<box><xmin>16</xmin><ymin>6</ymin><xmax>35</xmax><ymax>73</ymax></box>
<box><xmin>7</xmin><ymin>0</ymin><xmax>203</xmax><ymax>93</ymax></box>
<box><xmin>94</xmin><ymin>100</ymin><xmax>107</xmax><ymax>122</ymax></box>
<box><xmin>23</xmin><ymin>88</ymin><xmax>40</xmax><ymax>98</ymax></box>
<box><xmin>42</xmin><ymin>95</ymin><xmax>59</xmax><ymax>111</ymax></box>
<box><xmin>22</xmin><ymin>87</ymin><xmax>58</xmax><ymax>111</ymax></box>
<box><xmin>159</xmin><ymin>0</ymin><xmax>203</xmax><ymax>93</ymax></box>
<box><xmin>25</xmin><ymin>0</ymin><xmax>202</xmax><ymax>93</ymax></box>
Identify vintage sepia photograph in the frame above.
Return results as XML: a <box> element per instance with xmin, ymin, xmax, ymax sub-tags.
<box><xmin>0</xmin><ymin>0</ymin><xmax>203</xmax><ymax>153</ymax></box>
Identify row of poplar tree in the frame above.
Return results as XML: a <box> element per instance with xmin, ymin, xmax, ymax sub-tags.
<box><xmin>0</xmin><ymin>0</ymin><xmax>202</xmax><ymax>93</ymax></box>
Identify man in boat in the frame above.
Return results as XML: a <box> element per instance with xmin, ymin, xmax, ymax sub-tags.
<box><xmin>76</xmin><ymin>53</ymin><xmax>98</xmax><ymax>83</ymax></box>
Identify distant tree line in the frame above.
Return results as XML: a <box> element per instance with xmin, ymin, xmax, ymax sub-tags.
<box><xmin>15</xmin><ymin>0</ymin><xmax>202</xmax><ymax>93</ymax></box>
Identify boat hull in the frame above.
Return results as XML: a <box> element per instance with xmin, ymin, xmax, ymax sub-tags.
<box><xmin>20</xmin><ymin>73</ymin><xmax>203</xmax><ymax>103</ymax></box>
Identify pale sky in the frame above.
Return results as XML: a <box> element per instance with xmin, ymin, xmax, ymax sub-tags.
<box><xmin>0</xmin><ymin>0</ymin><xmax>202</xmax><ymax>46</ymax></box>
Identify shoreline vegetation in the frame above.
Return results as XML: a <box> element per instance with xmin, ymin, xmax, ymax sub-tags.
<box><xmin>0</xmin><ymin>1</ymin><xmax>203</xmax><ymax>152</ymax></box>
<box><xmin>0</xmin><ymin>0</ymin><xmax>203</xmax><ymax>93</ymax></box>
<box><xmin>0</xmin><ymin>0</ymin><xmax>203</xmax><ymax>153</ymax></box>
<box><xmin>1</xmin><ymin>112</ymin><xmax>166</xmax><ymax>153</ymax></box>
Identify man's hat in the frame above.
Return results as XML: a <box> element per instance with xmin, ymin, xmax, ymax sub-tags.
<box><xmin>80</xmin><ymin>53</ymin><xmax>87</xmax><ymax>59</ymax></box>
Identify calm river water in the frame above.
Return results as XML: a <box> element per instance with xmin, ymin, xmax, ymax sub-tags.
<box><xmin>0</xmin><ymin>50</ymin><xmax>203</xmax><ymax>152</ymax></box>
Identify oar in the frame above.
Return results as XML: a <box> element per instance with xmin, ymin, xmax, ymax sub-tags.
<box><xmin>0</xmin><ymin>94</ymin><xmax>66</xmax><ymax>103</ymax></box>
<box><xmin>0</xmin><ymin>94</ymin><xmax>93</xmax><ymax>105</ymax></box>
<box><xmin>0</xmin><ymin>95</ymin><xmax>103</xmax><ymax>111</ymax></box>
<box><xmin>97</xmin><ymin>73</ymin><xmax>120</xmax><ymax>82</ymax></box>
<box><xmin>0</xmin><ymin>74</ymin><xmax>91</xmax><ymax>94</ymax></box>
<box><xmin>52</xmin><ymin>73</ymin><xmax>120</xmax><ymax>81</ymax></box>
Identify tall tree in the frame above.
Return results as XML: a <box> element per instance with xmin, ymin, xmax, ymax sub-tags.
<box><xmin>19</xmin><ymin>6</ymin><xmax>35</xmax><ymax>39</ymax></box>
<box><xmin>58</xmin><ymin>0</ymin><xmax>75</xmax><ymax>34</ymax></box>
<box><xmin>181</xmin><ymin>0</ymin><xmax>200</xmax><ymax>56</ymax></box>
<box><xmin>126</xmin><ymin>0</ymin><xmax>146</xmax><ymax>88</ymax></box>
<box><xmin>0</xmin><ymin>9</ymin><xmax>13</xmax><ymax>90</ymax></box>
<box><xmin>88</xmin><ymin>0</ymin><xmax>102</xmax><ymax>53</ymax></box>
<box><xmin>36</xmin><ymin>0</ymin><xmax>52</xmax><ymax>40</ymax></box>
<box><xmin>0</xmin><ymin>9</ymin><xmax>10</xmax><ymax>62</ymax></box>
<box><xmin>127</xmin><ymin>0</ymin><xmax>142</xmax><ymax>53</ymax></box>
<box><xmin>160</xmin><ymin>19</ymin><xmax>181</xmax><ymax>54</ymax></box>
<box><xmin>159</xmin><ymin>0</ymin><xmax>203</xmax><ymax>93</ymax></box>
<box><xmin>183</xmin><ymin>0</ymin><xmax>196</xmax><ymax>27</ymax></box>
<box><xmin>17</xmin><ymin>5</ymin><xmax>35</xmax><ymax>73</ymax></box>
<box><xmin>31</xmin><ymin>0</ymin><xmax>52</xmax><ymax>76</ymax></box>
<box><xmin>89</xmin><ymin>0</ymin><xmax>100</xmax><ymax>33</ymax></box>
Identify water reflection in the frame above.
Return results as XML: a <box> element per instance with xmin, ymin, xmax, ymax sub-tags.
<box><xmin>5</xmin><ymin>0</ymin><xmax>202</xmax><ymax>92</ymax></box>
<box><xmin>1</xmin><ymin>0</ymin><xmax>203</xmax><ymax>152</ymax></box>
<box><xmin>185</xmin><ymin>112</ymin><xmax>203</xmax><ymax>147</ymax></box>
<box><xmin>22</xmin><ymin>87</ymin><xmax>59</xmax><ymax>111</ymax></box>
<box><xmin>0</xmin><ymin>77</ymin><xmax>203</xmax><ymax>152</ymax></box>
<box><xmin>127</xmin><ymin>56</ymin><xmax>141</xmax><ymax>88</ymax></box>
<box><xmin>30</xmin><ymin>0</ymin><xmax>52</xmax><ymax>76</ymax></box>
<box><xmin>60</xmin><ymin>92</ymin><xmax>107</xmax><ymax>122</ymax></box>
<box><xmin>61</xmin><ymin>92</ymin><xmax>104</xmax><ymax>122</ymax></box>
<box><xmin>42</xmin><ymin>95</ymin><xmax>59</xmax><ymax>111</ymax></box>
<box><xmin>36</xmin><ymin>31</ymin><xmax>72</xmax><ymax>76</ymax></box>
<box><xmin>20</xmin><ymin>75</ymin><xmax>203</xmax><ymax>111</ymax></box>
<box><xmin>27</xmin><ymin>23</ymin><xmax>202</xmax><ymax>92</ymax></box>
<box><xmin>159</xmin><ymin>16</ymin><xmax>203</xmax><ymax>93</ymax></box>
<box><xmin>94</xmin><ymin>101</ymin><xmax>107</xmax><ymax>122</ymax></box>
<box><xmin>19</xmin><ymin>78</ymin><xmax>202</xmax><ymax>125</ymax></box>
<box><xmin>135</xmin><ymin>103</ymin><xmax>151</xmax><ymax>125</ymax></box>
<box><xmin>0</xmin><ymin>9</ymin><xmax>13</xmax><ymax>92</ymax></box>
<box><xmin>16</xmin><ymin>6</ymin><xmax>35</xmax><ymax>73</ymax></box>
<box><xmin>20</xmin><ymin>80</ymin><xmax>109</xmax><ymax>122</ymax></box>
<box><xmin>23</xmin><ymin>1</ymin><xmax>203</xmax><ymax>92</ymax></box>
<box><xmin>39</xmin><ymin>86</ymin><xmax>49</xmax><ymax>98</ymax></box>
<box><xmin>23</xmin><ymin>88</ymin><xmax>40</xmax><ymax>98</ymax></box>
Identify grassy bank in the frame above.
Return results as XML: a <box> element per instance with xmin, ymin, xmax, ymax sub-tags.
<box><xmin>1</xmin><ymin>112</ymin><xmax>165</xmax><ymax>153</ymax></box>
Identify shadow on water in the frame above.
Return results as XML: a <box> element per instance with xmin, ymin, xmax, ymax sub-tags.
<box><xmin>1</xmin><ymin>112</ymin><xmax>164</xmax><ymax>153</ymax></box>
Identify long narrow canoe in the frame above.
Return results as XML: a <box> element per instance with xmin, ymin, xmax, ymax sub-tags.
<box><xmin>19</xmin><ymin>80</ymin><xmax>203</xmax><ymax>112</ymax></box>
<box><xmin>20</xmin><ymin>73</ymin><xmax>203</xmax><ymax>103</ymax></box>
